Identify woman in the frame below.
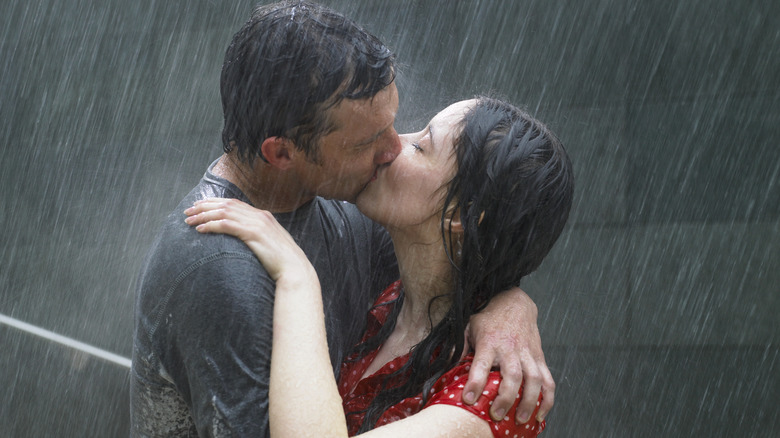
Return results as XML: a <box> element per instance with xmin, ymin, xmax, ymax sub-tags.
<box><xmin>185</xmin><ymin>97</ymin><xmax>574</xmax><ymax>437</ymax></box>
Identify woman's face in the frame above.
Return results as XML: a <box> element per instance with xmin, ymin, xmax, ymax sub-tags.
<box><xmin>356</xmin><ymin>99</ymin><xmax>476</xmax><ymax>231</ymax></box>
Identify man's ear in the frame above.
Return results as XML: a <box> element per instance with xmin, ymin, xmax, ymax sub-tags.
<box><xmin>260</xmin><ymin>136</ymin><xmax>295</xmax><ymax>170</ymax></box>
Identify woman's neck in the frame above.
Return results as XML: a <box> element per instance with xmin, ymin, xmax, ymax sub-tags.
<box><xmin>357</xmin><ymin>222</ymin><xmax>456</xmax><ymax>380</ymax></box>
<box><xmin>388</xmin><ymin>224</ymin><xmax>455</xmax><ymax>337</ymax></box>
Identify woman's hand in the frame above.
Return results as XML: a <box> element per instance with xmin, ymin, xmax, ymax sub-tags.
<box><xmin>184</xmin><ymin>198</ymin><xmax>317</xmax><ymax>287</ymax></box>
<box><xmin>185</xmin><ymin>198</ymin><xmax>346</xmax><ymax>437</ymax></box>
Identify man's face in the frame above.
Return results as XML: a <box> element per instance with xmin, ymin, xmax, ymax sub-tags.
<box><xmin>291</xmin><ymin>82</ymin><xmax>401</xmax><ymax>203</ymax></box>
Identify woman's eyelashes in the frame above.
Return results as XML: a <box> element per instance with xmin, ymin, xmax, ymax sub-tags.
<box><xmin>411</xmin><ymin>127</ymin><xmax>431</xmax><ymax>152</ymax></box>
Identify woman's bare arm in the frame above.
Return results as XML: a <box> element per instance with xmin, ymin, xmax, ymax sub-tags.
<box><xmin>185</xmin><ymin>198</ymin><xmax>495</xmax><ymax>438</ymax></box>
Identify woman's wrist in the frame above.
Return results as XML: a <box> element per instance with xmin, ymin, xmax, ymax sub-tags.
<box><xmin>275</xmin><ymin>269</ymin><xmax>320</xmax><ymax>295</ymax></box>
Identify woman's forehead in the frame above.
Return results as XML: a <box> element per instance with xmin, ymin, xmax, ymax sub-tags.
<box><xmin>433</xmin><ymin>99</ymin><xmax>476</xmax><ymax>123</ymax></box>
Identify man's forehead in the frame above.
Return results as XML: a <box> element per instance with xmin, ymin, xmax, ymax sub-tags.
<box><xmin>328</xmin><ymin>88</ymin><xmax>397</xmax><ymax>143</ymax></box>
<box><xmin>336</xmin><ymin>86</ymin><xmax>397</xmax><ymax>118</ymax></box>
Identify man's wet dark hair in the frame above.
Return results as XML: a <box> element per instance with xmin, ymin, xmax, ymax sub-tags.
<box><xmin>220</xmin><ymin>1</ymin><xmax>396</xmax><ymax>163</ymax></box>
<box><xmin>352</xmin><ymin>97</ymin><xmax>574</xmax><ymax>431</ymax></box>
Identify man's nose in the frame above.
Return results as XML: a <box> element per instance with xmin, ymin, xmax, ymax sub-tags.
<box><xmin>375</xmin><ymin>128</ymin><xmax>402</xmax><ymax>165</ymax></box>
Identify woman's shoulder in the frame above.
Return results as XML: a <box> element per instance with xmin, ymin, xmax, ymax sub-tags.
<box><xmin>424</xmin><ymin>354</ymin><xmax>546</xmax><ymax>438</ymax></box>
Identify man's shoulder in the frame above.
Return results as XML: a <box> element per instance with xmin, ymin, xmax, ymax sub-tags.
<box><xmin>138</xmin><ymin>178</ymin><xmax>267</xmax><ymax>298</ymax></box>
<box><xmin>151</xmin><ymin>183</ymin><xmax>252</xmax><ymax>261</ymax></box>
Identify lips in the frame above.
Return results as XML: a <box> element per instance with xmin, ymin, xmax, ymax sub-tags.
<box><xmin>369</xmin><ymin>166</ymin><xmax>379</xmax><ymax>183</ymax></box>
<box><xmin>366</xmin><ymin>163</ymin><xmax>390</xmax><ymax>188</ymax></box>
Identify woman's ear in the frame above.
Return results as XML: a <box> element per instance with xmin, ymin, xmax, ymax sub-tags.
<box><xmin>260</xmin><ymin>136</ymin><xmax>295</xmax><ymax>170</ymax></box>
<box><xmin>444</xmin><ymin>209</ymin><xmax>485</xmax><ymax>233</ymax></box>
<box><xmin>443</xmin><ymin>208</ymin><xmax>465</xmax><ymax>234</ymax></box>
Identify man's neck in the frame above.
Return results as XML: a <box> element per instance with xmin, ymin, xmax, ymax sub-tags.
<box><xmin>211</xmin><ymin>153</ymin><xmax>314</xmax><ymax>213</ymax></box>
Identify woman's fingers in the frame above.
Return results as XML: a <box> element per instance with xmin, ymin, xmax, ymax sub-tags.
<box><xmin>183</xmin><ymin>197</ymin><xmax>308</xmax><ymax>282</ymax></box>
<box><xmin>185</xmin><ymin>198</ymin><xmax>273</xmax><ymax>228</ymax></box>
<box><xmin>186</xmin><ymin>197</ymin><xmax>230</xmax><ymax>214</ymax></box>
<box><xmin>192</xmin><ymin>217</ymin><xmax>239</xmax><ymax>235</ymax></box>
<box><xmin>185</xmin><ymin>208</ymin><xmax>230</xmax><ymax>227</ymax></box>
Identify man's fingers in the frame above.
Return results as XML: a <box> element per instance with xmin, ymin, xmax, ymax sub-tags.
<box><xmin>460</xmin><ymin>327</ymin><xmax>472</xmax><ymax>361</ymax></box>
<box><xmin>462</xmin><ymin>356</ymin><xmax>492</xmax><ymax>405</ymax></box>
<box><xmin>489</xmin><ymin>364</ymin><xmax>522</xmax><ymax>421</ymax></box>
<box><xmin>536</xmin><ymin>369</ymin><xmax>556</xmax><ymax>421</ymax></box>
<box><xmin>514</xmin><ymin>364</ymin><xmax>542</xmax><ymax>424</ymax></box>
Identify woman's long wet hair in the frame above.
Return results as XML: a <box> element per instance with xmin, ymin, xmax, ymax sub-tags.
<box><xmin>352</xmin><ymin>97</ymin><xmax>574</xmax><ymax>432</ymax></box>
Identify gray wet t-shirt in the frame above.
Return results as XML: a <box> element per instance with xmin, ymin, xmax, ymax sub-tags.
<box><xmin>130</xmin><ymin>160</ymin><xmax>397</xmax><ymax>437</ymax></box>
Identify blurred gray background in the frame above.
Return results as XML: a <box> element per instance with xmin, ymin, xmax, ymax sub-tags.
<box><xmin>1</xmin><ymin>0</ymin><xmax>777</xmax><ymax>436</ymax></box>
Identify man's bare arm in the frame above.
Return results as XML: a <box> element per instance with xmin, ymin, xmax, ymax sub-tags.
<box><xmin>463</xmin><ymin>288</ymin><xmax>555</xmax><ymax>424</ymax></box>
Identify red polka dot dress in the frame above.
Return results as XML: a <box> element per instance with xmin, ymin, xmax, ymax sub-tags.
<box><xmin>338</xmin><ymin>281</ymin><xmax>546</xmax><ymax>437</ymax></box>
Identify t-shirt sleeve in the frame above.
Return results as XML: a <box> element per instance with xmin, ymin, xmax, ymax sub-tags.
<box><xmin>160</xmin><ymin>253</ymin><xmax>275</xmax><ymax>437</ymax></box>
<box><xmin>425</xmin><ymin>365</ymin><xmax>546</xmax><ymax>438</ymax></box>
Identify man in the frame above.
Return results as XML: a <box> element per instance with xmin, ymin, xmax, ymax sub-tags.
<box><xmin>131</xmin><ymin>2</ymin><xmax>554</xmax><ymax>437</ymax></box>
